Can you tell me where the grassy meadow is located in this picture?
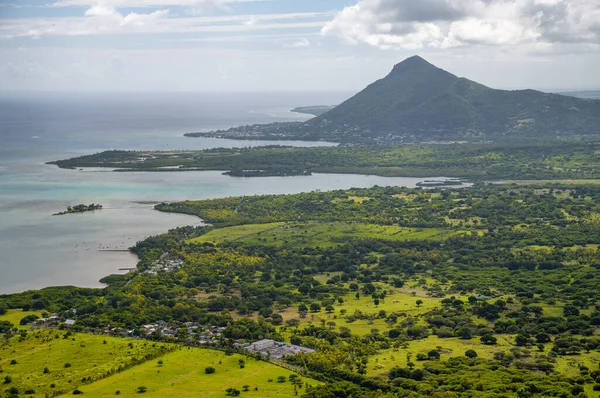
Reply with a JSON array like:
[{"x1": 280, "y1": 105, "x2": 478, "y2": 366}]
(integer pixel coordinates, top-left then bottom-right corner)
[
  {"x1": 0, "y1": 330, "x2": 172, "y2": 396},
  {"x1": 0, "y1": 330, "x2": 317, "y2": 397},
  {"x1": 189, "y1": 221, "x2": 471, "y2": 249},
  {"x1": 0, "y1": 309, "x2": 43, "y2": 330},
  {"x1": 80, "y1": 347, "x2": 317, "y2": 397}
]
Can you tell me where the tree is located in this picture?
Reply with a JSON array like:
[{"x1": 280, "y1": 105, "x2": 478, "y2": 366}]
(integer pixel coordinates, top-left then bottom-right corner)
[
  {"x1": 415, "y1": 300, "x2": 423, "y2": 307},
  {"x1": 0, "y1": 320, "x2": 12, "y2": 333},
  {"x1": 205, "y1": 366, "x2": 216, "y2": 374},
  {"x1": 427, "y1": 350, "x2": 440, "y2": 360},
  {"x1": 310, "y1": 303, "x2": 321, "y2": 312},
  {"x1": 325, "y1": 305, "x2": 335, "y2": 314},
  {"x1": 535, "y1": 333, "x2": 551, "y2": 343},
  {"x1": 457, "y1": 327, "x2": 473, "y2": 340},
  {"x1": 481, "y1": 334, "x2": 497, "y2": 345},
  {"x1": 515, "y1": 334, "x2": 528, "y2": 347},
  {"x1": 136, "y1": 386, "x2": 147, "y2": 393},
  {"x1": 465, "y1": 349, "x2": 478, "y2": 358},
  {"x1": 298, "y1": 304, "x2": 308, "y2": 313}
]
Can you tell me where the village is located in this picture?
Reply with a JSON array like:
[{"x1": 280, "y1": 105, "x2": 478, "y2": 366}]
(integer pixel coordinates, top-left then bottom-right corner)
[{"x1": 28, "y1": 315, "x2": 314, "y2": 360}]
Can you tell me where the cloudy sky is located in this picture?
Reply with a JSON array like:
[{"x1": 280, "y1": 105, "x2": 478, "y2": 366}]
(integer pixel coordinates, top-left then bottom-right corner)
[{"x1": 1, "y1": 0, "x2": 599, "y2": 92}]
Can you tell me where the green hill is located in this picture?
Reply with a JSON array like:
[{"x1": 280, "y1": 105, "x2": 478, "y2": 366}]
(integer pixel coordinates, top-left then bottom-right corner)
[{"x1": 305, "y1": 56, "x2": 600, "y2": 142}]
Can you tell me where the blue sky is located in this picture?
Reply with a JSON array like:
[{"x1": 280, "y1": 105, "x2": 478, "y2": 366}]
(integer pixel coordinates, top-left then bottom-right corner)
[{"x1": 1, "y1": 0, "x2": 599, "y2": 92}]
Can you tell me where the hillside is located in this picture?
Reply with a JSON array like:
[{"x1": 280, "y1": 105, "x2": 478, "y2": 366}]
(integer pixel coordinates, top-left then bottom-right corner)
[
  {"x1": 189, "y1": 56, "x2": 600, "y2": 144},
  {"x1": 304, "y1": 56, "x2": 600, "y2": 142}
]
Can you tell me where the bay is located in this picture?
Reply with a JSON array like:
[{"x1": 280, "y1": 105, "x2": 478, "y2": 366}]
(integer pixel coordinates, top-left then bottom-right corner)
[{"x1": 0, "y1": 92, "x2": 452, "y2": 294}]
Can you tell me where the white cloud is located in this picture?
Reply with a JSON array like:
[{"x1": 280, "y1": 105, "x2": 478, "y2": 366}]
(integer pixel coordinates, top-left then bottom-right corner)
[
  {"x1": 287, "y1": 38, "x2": 310, "y2": 48},
  {"x1": 322, "y1": 0, "x2": 600, "y2": 50},
  {"x1": 53, "y1": 0, "x2": 267, "y2": 7},
  {"x1": 0, "y1": 10, "x2": 328, "y2": 38}
]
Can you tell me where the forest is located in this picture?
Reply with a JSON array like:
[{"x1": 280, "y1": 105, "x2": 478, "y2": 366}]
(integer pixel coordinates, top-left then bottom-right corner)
[{"x1": 2, "y1": 183, "x2": 600, "y2": 397}]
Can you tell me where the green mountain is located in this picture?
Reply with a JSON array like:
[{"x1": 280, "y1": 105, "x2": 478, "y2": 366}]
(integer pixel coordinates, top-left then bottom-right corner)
[{"x1": 305, "y1": 56, "x2": 600, "y2": 142}]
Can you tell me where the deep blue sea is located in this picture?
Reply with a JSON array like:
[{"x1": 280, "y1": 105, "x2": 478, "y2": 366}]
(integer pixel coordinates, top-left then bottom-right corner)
[{"x1": 0, "y1": 92, "x2": 451, "y2": 293}]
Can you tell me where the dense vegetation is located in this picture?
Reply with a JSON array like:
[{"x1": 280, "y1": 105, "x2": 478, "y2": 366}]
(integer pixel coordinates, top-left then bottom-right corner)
[
  {"x1": 53, "y1": 203, "x2": 103, "y2": 216},
  {"x1": 48, "y1": 140, "x2": 600, "y2": 180},
  {"x1": 2, "y1": 184, "x2": 600, "y2": 396},
  {"x1": 188, "y1": 56, "x2": 600, "y2": 144}
]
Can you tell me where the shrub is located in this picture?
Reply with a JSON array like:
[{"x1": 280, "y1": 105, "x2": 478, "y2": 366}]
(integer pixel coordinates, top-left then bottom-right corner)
[
  {"x1": 64, "y1": 363, "x2": 72, "y2": 368},
  {"x1": 465, "y1": 349, "x2": 478, "y2": 358},
  {"x1": 137, "y1": 386, "x2": 147, "y2": 393},
  {"x1": 205, "y1": 366, "x2": 216, "y2": 374},
  {"x1": 73, "y1": 389, "x2": 83, "y2": 395},
  {"x1": 9, "y1": 360, "x2": 17, "y2": 365}
]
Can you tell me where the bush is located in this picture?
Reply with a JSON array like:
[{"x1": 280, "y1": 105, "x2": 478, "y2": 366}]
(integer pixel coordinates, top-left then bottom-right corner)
[
  {"x1": 64, "y1": 363, "x2": 72, "y2": 368},
  {"x1": 277, "y1": 376, "x2": 287, "y2": 383},
  {"x1": 137, "y1": 386, "x2": 147, "y2": 393},
  {"x1": 24, "y1": 389, "x2": 35, "y2": 394},
  {"x1": 205, "y1": 366, "x2": 216, "y2": 374},
  {"x1": 465, "y1": 349, "x2": 478, "y2": 358},
  {"x1": 73, "y1": 389, "x2": 83, "y2": 395}
]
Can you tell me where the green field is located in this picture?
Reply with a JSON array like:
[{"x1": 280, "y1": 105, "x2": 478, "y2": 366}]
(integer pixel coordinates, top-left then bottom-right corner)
[
  {"x1": 0, "y1": 330, "x2": 173, "y2": 396},
  {"x1": 80, "y1": 347, "x2": 317, "y2": 397},
  {"x1": 189, "y1": 221, "x2": 471, "y2": 248},
  {"x1": 0, "y1": 309, "x2": 43, "y2": 330},
  {"x1": 0, "y1": 331, "x2": 317, "y2": 397}
]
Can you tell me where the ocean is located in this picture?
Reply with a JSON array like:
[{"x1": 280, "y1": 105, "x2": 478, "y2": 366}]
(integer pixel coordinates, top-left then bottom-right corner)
[{"x1": 0, "y1": 91, "x2": 448, "y2": 294}]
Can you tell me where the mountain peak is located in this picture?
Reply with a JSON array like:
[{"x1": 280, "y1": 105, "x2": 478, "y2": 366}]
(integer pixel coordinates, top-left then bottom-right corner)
[
  {"x1": 390, "y1": 55, "x2": 438, "y2": 74},
  {"x1": 307, "y1": 56, "x2": 600, "y2": 142}
]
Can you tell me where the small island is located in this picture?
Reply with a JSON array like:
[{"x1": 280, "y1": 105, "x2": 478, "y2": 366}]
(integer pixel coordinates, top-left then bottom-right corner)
[
  {"x1": 53, "y1": 203, "x2": 103, "y2": 216},
  {"x1": 223, "y1": 169, "x2": 312, "y2": 177}
]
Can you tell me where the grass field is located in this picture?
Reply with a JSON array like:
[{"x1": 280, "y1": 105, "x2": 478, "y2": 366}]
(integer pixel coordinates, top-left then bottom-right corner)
[
  {"x1": 0, "y1": 330, "x2": 317, "y2": 397},
  {"x1": 0, "y1": 330, "x2": 173, "y2": 396},
  {"x1": 275, "y1": 284, "x2": 449, "y2": 336},
  {"x1": 0, "y1": 309, "x2": 43, "y2": 330},
  {"x1": 189, "y1": 221, "x2": 471, "y2": 248},
  {"x1": 80, "y1": 347, "x2": 317, "y2": 397}
]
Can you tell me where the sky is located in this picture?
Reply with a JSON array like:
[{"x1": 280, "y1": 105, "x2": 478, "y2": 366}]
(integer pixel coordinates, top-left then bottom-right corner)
[{"x1": 1, "y1": 0, "x2": 599, "y2": 93}]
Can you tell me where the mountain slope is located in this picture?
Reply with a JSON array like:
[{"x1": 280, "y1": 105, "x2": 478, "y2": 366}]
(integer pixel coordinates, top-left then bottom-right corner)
[{"x1": 305, "y1": 56, "x2": 600, "y2": 142}]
